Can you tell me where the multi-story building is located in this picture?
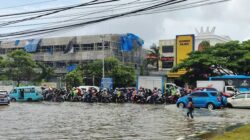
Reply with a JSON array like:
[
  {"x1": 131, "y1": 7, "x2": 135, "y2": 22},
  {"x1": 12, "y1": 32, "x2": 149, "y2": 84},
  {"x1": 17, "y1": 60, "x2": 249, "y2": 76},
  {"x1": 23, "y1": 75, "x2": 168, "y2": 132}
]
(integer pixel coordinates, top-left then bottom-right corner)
[
  {"x1": 157, "y1": 27, "x2": 231, "y2": 77},
  {"x1": 159, "y1": 39, "x2": 175, "y2": 71},
  {"x1": 0, "y1": 34, "x2": 144, "y2": 76}
]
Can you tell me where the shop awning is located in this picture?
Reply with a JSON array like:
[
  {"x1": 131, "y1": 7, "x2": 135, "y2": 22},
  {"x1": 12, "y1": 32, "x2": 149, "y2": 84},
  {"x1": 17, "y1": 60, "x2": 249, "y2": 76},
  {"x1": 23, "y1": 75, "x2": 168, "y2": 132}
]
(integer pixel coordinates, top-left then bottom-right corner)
[{"x1": 167, "y1": 70, "x2": 187, "y2": 78}]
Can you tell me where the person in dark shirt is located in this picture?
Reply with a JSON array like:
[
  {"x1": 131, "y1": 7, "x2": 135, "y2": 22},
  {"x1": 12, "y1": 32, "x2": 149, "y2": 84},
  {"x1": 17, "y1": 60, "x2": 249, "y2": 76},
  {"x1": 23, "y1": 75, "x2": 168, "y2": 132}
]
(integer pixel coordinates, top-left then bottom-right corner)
[
  {"x1": 20, "y1": 89, "x2": 24, "y2": 99},
  {"x1": 187, "y1": 97, "x2": 194, "y2": 119}
]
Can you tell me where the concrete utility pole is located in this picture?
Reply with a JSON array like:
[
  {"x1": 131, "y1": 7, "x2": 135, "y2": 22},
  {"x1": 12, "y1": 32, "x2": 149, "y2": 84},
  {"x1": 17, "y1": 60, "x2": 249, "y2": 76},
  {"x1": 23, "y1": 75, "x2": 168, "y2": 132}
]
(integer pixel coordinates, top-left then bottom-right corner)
[{"x1": 101, "y1": 35, "x2": 105, "y2": 78}]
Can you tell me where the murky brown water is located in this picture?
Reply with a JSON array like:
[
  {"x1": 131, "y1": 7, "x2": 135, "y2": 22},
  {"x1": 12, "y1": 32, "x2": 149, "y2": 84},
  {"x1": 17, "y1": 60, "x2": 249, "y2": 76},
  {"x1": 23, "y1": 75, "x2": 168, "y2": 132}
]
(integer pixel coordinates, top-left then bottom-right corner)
[{"x1": 0, "y1": 102, "x2": 250, "y2": 140}]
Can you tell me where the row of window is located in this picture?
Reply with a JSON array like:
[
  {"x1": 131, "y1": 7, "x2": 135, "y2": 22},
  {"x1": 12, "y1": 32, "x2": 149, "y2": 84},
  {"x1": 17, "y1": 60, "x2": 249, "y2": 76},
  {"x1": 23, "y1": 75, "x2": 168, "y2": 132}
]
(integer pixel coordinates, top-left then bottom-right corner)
[
  {"x1": 162, "y1": 45, "x2": 174, "y2": 53},
  {"x1": 162, "y1": 61, "x2": 174, "y2": 69},
  {"x1": 0, "y1": 42, "x2": 112, "y2": 54}
]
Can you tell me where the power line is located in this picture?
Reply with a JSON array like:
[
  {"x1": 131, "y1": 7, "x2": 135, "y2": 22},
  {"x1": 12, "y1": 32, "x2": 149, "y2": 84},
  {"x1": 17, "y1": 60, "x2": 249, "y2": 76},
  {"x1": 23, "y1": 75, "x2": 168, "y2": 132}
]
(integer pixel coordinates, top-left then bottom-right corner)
[
  {"x1": 0, "y1": 0, "x2": 120, "y2": 18},
  {"x1": 0, "y1": 0, "x2": 188, "y2": 37},
  {"x1": 0, "y1": 0, "x2": 59, "y2": 10},
  {"x1": 0, "y1": 0, "x2": 230, "y2": 40},
  {"x1": 0, "y1": 0, "x2": 120, "y2": 27}
]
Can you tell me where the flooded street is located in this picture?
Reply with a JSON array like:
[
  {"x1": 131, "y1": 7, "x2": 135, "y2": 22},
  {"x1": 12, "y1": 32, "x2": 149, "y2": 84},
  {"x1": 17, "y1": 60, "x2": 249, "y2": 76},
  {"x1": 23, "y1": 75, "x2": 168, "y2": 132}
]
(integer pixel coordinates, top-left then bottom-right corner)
[{"x1": 0, "y1": 103, "x2": 250, "y2": 140}]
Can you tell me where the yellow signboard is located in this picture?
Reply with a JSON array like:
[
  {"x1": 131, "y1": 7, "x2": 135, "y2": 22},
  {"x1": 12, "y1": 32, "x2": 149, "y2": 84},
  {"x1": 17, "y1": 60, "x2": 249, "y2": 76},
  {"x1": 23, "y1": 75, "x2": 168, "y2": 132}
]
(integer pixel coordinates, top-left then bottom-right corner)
[
  {"x1": 176, "y1": 35, "x2": 195, "y2": 64},
  {"x1": 167, "y1": 70, "x2": 187, "y2": 78}
]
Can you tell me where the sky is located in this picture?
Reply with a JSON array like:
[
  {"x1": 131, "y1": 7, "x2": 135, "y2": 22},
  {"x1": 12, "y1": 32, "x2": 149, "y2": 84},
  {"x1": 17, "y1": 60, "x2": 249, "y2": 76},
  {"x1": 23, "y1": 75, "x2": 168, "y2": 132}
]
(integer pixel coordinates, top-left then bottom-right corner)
[{"x1": 0, "y1": 0, "x2": 250, "y2": 48}]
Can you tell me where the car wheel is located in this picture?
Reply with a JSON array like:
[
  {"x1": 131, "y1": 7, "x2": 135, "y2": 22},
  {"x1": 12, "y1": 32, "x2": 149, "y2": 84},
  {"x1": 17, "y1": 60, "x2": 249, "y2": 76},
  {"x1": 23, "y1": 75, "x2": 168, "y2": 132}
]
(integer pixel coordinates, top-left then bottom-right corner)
[
  {"x1": 178, "y1": 102, "x2": 185, "y2": 108},
  {"x1": 27, "y1": 98, "x2": 32, "y2": 102},
  {"x1": 227, "y1": 103, "x2": 233, "y2": 108},
  {"x1": 207, "y1": 103, "x2": 215, "y2": 110},
  {"x1": 11, "y1": 98, "x2": 16, "y2": 102}
]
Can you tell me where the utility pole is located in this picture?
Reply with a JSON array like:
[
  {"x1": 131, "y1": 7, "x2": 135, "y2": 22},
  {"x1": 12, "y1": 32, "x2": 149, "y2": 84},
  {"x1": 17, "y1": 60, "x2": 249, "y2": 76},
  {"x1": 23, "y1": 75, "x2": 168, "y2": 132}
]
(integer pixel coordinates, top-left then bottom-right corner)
[{"x1": 101, "y1": 35, "x2": 105, "y2": 78}]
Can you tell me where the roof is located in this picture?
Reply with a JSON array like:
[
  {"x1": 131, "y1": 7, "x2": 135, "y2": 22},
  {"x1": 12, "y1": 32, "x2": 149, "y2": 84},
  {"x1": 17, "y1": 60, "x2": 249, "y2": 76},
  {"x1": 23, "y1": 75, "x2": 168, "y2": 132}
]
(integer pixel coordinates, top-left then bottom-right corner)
[
  {"x1": 14, "y1": 86, "x2": 36, "y2": 89},
  {"x1": 210, "y1": 75, "x2": 250, "y2": 79}
]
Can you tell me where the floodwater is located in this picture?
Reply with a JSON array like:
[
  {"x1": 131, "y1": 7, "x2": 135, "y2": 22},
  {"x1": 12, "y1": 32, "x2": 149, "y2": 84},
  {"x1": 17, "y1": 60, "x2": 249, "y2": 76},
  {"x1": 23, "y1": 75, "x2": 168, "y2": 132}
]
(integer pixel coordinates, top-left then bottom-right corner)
[{"x1": 0, "y1": 103, "x2": 250, "y2": 140}]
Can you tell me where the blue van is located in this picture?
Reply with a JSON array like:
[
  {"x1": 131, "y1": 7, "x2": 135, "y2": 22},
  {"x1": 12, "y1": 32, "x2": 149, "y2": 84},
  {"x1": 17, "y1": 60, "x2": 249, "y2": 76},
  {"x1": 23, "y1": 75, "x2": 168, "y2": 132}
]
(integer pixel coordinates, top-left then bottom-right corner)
[{"x1": 9, "y1": 86, "x2": 43, "y2": 102}]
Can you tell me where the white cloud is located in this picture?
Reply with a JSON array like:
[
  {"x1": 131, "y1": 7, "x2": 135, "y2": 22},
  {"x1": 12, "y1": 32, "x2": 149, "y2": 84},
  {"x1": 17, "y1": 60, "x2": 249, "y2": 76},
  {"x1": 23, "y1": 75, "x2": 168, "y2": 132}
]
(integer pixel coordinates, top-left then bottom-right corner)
[
  {"x1": 1, "y1": 0, "x2": 250, "y2": 47},
  {"x1": 64, "y1": 0, "x2": 250, "y2": 48}
]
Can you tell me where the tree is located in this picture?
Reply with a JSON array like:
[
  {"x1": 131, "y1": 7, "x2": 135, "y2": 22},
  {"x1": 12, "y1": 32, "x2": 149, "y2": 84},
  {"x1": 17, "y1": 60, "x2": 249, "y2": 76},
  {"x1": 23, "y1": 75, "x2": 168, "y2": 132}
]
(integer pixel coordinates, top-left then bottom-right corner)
[
  {"x1": 0, "y1": 56, "x2": 7, "y2": 80},
  {"x1": 4, "y1": 50, "x2": 38, "y2": 86},
  {"x1": 147, "y1": 43, "x2": 160, "y2": 70},
  {"x1": 86, "y1": 57, "x2": 136, "y2": 87},
  {"x1": 172, "y1": 51, "x2": 226, "y2": 86},
  {"x1": 172, "y1": 40, "x2": 250, "y2": 86},
  {"x1": 212, "y1": 41, "x2": 249, "y2": 74},
  {"x1": 112, "y1": 65, "x2": 136, "y2": 87},
  {"x1": 35, "y1": 62, "x2": 55, "y2": 82},
  {"x1": 198, "y1": 40, "x2": 210, "y2": 51},
  {"x1": 65, "y1": 69, "x2": 83, "y2": 90}
]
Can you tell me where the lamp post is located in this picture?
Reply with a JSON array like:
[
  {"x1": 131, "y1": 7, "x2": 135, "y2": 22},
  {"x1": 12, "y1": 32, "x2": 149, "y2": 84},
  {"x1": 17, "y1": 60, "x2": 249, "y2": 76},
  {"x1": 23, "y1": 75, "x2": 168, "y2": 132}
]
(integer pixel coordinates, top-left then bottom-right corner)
[{"x1": 101, "y1": 35, "x2": 105, "y2": 78}]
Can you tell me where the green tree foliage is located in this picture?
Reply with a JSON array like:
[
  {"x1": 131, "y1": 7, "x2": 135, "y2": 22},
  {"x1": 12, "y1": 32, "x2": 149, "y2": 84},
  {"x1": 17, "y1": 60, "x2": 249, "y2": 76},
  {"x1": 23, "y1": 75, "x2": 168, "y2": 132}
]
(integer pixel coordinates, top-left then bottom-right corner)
[
  {"x1": 198, "y1": 40, "x2": 210, "y2": 51},
  {"x1": 65, "y1": 69, "x2": 83, "y2": 90},
  {"x1": 4, "y1": 50, "x2": 38, "y2": 86},
  {"x1": 87, "y1": 57, "x2": 136, "y2": 87},
  {"x1": 36, "y1": 62, "x2": 55, "y2": 82},
  {"x1": 172, "y1": 40, "x2": 250, "y2": 85}
]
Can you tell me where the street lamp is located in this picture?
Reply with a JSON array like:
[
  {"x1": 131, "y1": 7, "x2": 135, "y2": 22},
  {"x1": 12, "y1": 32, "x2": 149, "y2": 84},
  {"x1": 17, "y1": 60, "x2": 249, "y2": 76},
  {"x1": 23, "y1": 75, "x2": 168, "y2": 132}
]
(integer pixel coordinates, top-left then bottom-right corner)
[{"x1": 101, "y1": 35, "x2": 105, "y2": 78}]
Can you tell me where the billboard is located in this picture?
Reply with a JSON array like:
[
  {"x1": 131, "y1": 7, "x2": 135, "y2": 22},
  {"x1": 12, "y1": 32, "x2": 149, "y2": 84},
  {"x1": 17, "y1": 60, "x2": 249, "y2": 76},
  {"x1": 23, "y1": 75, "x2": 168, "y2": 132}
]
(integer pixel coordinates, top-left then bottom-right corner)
[
  {"x1": 100, "y1": 78, "x2": 113, "y2": 90},
  {"x1": 176, "y1": 35, "x2": 195, "y2": 64}
]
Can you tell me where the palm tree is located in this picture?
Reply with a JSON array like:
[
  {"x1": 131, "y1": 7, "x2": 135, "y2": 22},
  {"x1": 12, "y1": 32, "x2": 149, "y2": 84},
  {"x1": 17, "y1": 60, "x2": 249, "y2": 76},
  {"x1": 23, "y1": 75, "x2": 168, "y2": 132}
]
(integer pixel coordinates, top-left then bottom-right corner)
[{"x1": 147, "y1": 43, "x2": 160, "y2": 70}]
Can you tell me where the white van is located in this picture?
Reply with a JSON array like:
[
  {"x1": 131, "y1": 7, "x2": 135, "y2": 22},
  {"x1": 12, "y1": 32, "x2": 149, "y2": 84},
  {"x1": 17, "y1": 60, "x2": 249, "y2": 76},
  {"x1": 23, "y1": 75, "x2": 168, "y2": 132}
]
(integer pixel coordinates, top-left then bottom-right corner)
[{"x1": 78, "y1": 86, "x2": 100, "y2": 94}]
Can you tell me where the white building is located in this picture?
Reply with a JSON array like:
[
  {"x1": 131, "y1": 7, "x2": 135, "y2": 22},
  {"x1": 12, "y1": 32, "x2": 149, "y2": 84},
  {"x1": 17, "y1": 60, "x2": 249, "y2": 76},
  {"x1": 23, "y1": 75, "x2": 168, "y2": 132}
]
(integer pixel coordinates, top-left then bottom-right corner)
[{"x1": 195, "y1": 27, "x2": 231, "y2": 50}]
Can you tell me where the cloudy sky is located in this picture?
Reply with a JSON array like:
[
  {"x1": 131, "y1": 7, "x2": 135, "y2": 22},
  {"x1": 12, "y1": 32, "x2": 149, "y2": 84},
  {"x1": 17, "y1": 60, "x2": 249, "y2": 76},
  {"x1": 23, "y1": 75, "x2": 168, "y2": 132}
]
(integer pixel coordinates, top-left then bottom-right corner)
[{"x1": 0, "y1": 0, "x2": 249, "y2": 48}]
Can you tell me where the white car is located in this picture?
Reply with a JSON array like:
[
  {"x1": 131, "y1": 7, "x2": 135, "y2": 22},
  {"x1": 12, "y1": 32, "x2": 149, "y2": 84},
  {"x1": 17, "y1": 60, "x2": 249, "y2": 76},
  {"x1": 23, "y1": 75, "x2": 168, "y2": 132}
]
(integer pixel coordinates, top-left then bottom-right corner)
[
  {"x1": 227, "y1": 93, "x2": 250, "y2": 108},
  {"x1": 0, "y1": 90, "x2": 10, "y2": 105}
]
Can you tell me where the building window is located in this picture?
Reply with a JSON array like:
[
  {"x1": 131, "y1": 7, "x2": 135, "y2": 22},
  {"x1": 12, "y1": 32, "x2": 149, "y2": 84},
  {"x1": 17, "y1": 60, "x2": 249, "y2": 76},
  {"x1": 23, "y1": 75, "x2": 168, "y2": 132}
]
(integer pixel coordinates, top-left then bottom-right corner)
[
  {"x1": 96, "y1": 42, "x2": 110, "y2": 50},
  {"x1": 162, "y1": 61, "x2": 174, "y2": 69},
  {"x1": 162, "y1": 45, "x2": 174, "y2": 53},
  {"x1": 56, "y1": 62, "x2": 66, "y2": 68},
  {"x1": 0, "y1": 48, "x2": 5, "y2": 54},
  {"x1": 74, "y1": 44, "x2": 80, "y2": 51},
  {"x1": 81, "y1": 44, "x2": 94, "y2": 51}
]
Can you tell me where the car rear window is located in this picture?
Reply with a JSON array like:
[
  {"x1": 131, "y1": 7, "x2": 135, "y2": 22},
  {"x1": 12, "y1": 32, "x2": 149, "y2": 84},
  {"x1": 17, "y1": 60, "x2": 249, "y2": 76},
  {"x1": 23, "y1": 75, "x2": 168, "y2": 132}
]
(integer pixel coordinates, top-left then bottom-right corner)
[
  {"x1": 191, "y1": 92, "x2": 208, "y2": 97},
  {"x1": 210, "y1": 92, "x2": 218, "y2": 96},
  {"x1": 206, "y1": 88, "x2": 217, "y2": 91}
]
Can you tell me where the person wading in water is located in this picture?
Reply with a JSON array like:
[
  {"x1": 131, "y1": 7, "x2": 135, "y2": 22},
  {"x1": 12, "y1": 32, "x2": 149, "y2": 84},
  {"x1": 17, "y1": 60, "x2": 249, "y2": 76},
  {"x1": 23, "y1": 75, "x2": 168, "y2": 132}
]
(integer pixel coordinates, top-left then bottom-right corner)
[{"x1": 187, "y1": 97, "x2": 194, "y2": 119}]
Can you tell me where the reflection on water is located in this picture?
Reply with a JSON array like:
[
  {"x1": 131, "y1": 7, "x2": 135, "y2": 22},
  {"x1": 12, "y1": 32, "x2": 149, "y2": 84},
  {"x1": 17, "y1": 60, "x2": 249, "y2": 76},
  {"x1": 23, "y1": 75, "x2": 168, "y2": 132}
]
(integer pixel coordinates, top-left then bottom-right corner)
[{"x1": 0, "y1": 103, "x2": 250, "y2": 140}]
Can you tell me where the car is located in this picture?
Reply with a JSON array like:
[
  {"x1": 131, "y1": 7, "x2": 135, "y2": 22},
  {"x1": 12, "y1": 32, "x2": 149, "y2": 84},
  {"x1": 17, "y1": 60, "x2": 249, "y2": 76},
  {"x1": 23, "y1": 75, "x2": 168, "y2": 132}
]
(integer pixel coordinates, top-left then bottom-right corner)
[
  {"x1": 9, "y1": 86, "x2": 43, "y2": 102},
  {"x1": 192, "y1": 87, "x2": 218, "y2": 92},
  {"x1": 176, "y1": 91, "x2": 226, "y2": 110},
  {"x1": 0, "y1": 90, "x2": 10, "y2": 105},
  {"x1": 227, "y1": 93, "x2": 250, "y2": 108}
]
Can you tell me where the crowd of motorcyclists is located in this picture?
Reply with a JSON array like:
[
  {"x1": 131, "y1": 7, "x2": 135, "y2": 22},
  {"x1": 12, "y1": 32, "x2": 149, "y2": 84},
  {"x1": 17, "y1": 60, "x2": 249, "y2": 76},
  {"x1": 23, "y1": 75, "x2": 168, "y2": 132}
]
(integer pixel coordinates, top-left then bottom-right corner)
[{"x1": 41, "y1": 86, "x2": 187, "y2": 104}]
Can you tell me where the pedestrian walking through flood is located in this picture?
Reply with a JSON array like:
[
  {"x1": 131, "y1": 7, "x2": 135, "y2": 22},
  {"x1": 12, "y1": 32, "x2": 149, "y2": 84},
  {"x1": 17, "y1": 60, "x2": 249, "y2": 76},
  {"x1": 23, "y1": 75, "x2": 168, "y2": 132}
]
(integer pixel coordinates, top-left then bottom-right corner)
[{"x1": 187, "y1": 97, "x2": 194, "y2": 119}]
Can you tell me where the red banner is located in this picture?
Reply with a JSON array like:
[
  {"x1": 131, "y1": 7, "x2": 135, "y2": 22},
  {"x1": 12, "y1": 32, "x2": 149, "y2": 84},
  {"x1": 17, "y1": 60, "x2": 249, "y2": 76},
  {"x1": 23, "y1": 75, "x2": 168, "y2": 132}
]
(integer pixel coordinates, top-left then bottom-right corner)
[
  {"x1": 161, "y1": 57, "x2": 174, "y2": 61},
  {"x1": 147, "y1": 54, "x2": 158, "y2": 59}
]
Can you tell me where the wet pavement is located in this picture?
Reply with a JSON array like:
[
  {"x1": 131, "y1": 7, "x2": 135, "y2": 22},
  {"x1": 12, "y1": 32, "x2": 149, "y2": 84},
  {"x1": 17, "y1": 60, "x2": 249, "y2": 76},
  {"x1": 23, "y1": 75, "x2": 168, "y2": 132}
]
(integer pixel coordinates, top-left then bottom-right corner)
[{"x1": 0, "y1": 102, "x2": 250, "y2": 140}]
